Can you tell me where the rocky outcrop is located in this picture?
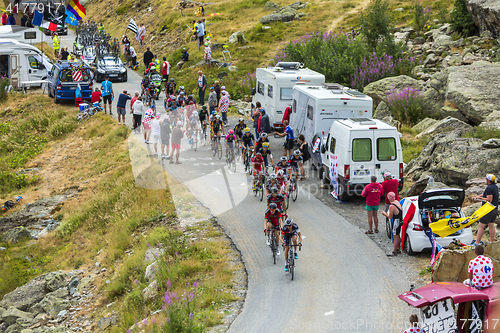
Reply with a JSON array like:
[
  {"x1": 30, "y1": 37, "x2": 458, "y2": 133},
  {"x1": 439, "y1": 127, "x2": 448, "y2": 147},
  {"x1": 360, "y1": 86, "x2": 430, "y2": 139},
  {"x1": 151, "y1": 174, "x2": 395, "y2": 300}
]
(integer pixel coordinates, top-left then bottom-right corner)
[
  {"x1": 363, "y1": 75, "x2": 424, "y2": 106},
  {"x1": 228, "y1": 31, "x2": 247, "y2": 45},
  {"x1": 415, "y1": 117, "x2": 472, "y2": 138},
  {"x1": 259, "y1": 1, "x2": 308, "y2": 24},
  {"x1": 264, "y1": 1, "x2": 280, "y2": 10},
  {"x1": 412, "y1": 118, "x2": 438, "y2": 134},
  {"x1": 467, "y1": 0, "x2": 500, "y2": 38},
  {"x1": 1, "y1": 226, "x2": 31, "y2": 243}
]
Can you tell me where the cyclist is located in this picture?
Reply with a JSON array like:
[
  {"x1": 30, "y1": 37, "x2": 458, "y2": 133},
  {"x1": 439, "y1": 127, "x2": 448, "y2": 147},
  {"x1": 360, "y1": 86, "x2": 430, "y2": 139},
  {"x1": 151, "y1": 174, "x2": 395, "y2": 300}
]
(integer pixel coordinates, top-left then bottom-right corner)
[
  {"x1": 198, "y1": 105, "x2": 209, "y2": 131},
  {"x1": 265, "y1": 174, "x2": 279, "y2": 196},
  {"x1": 147, "y1": 80, "x2": 157, "y2": 106},
  {"x1": 267, "y1": 186, "x2": 286, "y2": 215},
  {"x1": 176, "y1": 85, "x2": 186, "y2": 95},
  {"x1": 234, "y1": 118, "x2": 246, "y2": 141},
  {"x1": 211, "y1": 115, "x2": 224, "y2": 152},
  {"x1": 141, "y1": 76, "x2": 150, "y2": 96},
  {"x1": 288, "y1": 150, "x2": 304, "y2": 180},
  {"x1": 258, "y1": 142, "x2": 274, "y2": 170},
  {"x1": 166, "y1": 78, "x2": 176, "y2": 96},
  {"x1": 209, "y1": 110, "x2": 217, "y2": 123},
  {"x1": 188, "y1": 111, "x2": 200, "y2": 145},
  {"x1": 276, "y1": 156, "x2": 291, "y2": 178},
  {"x1": 251, "y1": 151, "x2": 265, "y2": 190},
  {"x1": 254, "y1": 132, "x2": 269, "y2": 155},
  {"x1": 280, "y1": 218, "x2": 302, "y2": 272},
  {"x1": 225, "y1": 129, "x2": 237, "y2": 161},
  {"x1": 264, "y1": 203, "x2": 282, "y2": 255},
  {"x1": 276, "y1": 169, "x2": 288, "y2": 195},
  {"x1": 241, "y1": 127, "x2": 255, "y2": 165}
]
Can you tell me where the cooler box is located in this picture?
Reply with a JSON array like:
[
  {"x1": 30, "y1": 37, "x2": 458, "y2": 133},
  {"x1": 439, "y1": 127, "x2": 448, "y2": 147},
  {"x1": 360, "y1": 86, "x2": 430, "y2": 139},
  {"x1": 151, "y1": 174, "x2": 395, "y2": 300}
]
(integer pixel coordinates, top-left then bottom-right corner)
[
  {"x1": 79, "y1": 103, "x2": 89, "y2": 111},
  {"x1": 92, "y1": 102, "x2": 99, "y2": 108}
]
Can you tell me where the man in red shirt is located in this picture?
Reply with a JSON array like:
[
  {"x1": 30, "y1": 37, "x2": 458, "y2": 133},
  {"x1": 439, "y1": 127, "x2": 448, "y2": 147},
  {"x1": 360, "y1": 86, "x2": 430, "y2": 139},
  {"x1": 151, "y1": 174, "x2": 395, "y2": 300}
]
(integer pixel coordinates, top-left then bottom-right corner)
[
  {"x1": 90, "y1": 88, "x2": 102, "y2": 104},
  {"x1": 162, "y1": 57, "x2": 170, "y2": 89},
  {"x1": 361, "y1": 176, "x2": 383, "y2": 234},
  {"x1": 382, "y1": 172, "x2": 399, "y2": 212}
]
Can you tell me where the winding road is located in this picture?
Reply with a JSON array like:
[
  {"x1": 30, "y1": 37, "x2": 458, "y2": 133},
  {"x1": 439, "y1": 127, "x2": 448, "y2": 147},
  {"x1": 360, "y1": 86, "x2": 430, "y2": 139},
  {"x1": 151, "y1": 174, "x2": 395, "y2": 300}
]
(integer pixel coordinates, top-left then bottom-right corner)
[{"x1": 54, "y1": 32, "x2": 413, "y2": 332}]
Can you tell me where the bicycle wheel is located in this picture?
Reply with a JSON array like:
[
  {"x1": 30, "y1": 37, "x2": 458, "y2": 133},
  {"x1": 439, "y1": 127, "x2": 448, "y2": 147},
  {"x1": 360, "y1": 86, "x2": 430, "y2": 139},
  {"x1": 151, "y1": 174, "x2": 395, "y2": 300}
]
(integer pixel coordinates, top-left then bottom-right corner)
[
  {"x1": 291, "y1": 180, "x2": 298, "y2": 202},
  {"x1": 290, "y1": 255, "x2": 294, "y2": 280},
  {"x1": 253, "y1": 180, "x2": 257, "y2": 197},
  {"x1": 194, "y1": 134, "x2": 197, "y2": 151},
  {"x1": 217, "y1": 141, "x2": 222, "y2": 160},
  {"x1": 259, "y1": 183, "x2": 264, "y2": 201},
  {"x1": 212, "y1": 140, "x2": 216, "y2": 156},
  {"x1": 271, "y1": 232, "x2": 276, "y2": 265},
  {"x1": 286, "y1": 188, "x2": 290, "y2": 209}
]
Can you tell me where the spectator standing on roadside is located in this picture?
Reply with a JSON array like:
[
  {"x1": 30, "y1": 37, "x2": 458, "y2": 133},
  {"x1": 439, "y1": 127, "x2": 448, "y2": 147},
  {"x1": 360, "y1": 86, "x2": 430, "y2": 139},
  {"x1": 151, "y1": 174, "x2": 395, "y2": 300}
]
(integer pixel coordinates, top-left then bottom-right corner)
[
  {"x1": 142, "y1": 105, "x2": 155, "y2": 144},
  {"x1": 131, "y1": 91, "x2": 139, "y2": 109},
  {"x1": 382, "y1": 172, "x2": 400, "y2": 213},
  {"x1": 361, "y1": 176, "x2": 383, "y2": 234},
  {"x1": 143, "y1": 47, "x2": 153, "y2": 69},
  {"x1": 204, "y1": 42, "x2": 211, "y2": 69},
  {"x1": 132, "y1": 96, "x2": 144, "y2": 133},
  {"x1": 170, "y1": 121, "x2": 184, "y2": 164},
  {"x1": 274, "y1": 120, "x2": 294, "y2": 157},
  {"x1": 177, "y1": 48, "x2": 189, "y2": 69},
  {"x1": 151, "y1": 113, "x2": 161, "y2": 157},
  {"x1": 52, "y1": 33, "x2": 59, "y2": 57},
  {"x1": 101, "y1": 75, "x2": 114, "y2": 115},
  {"x1": 116, "y1": 90, "x2": 131, "y2": 125},
  {"x1": 282, "y1": 104, "x2": 291, "y2": 124},
  {"x1": 382, "y1": 192, "x2": 402, "y2": 256},
  {"x1": 258, "y1": 108, "x2": 271, "y2": 136},
  {"x1": 298, "y1": 134, "x2": 309, "y2": 179},
  {"x1": 219, "y1": 91, "x2": 229, "y2": 126},
  {"x1": 253, "y1": 102, "x2": 262, "y2": 139},
  {"x1": 160, "y1": 115, "x2": 171, "y2": 160},
  {"x1": 463, "y1": 245, "x2": 494, "y2": 289},
  {"x1": 127, "y1": 45, "x2": 137, "y2": 69},
  {"x1": 20, "y1": 14, "x2": 27, "y2": 26},
  {"x1": 2, "y1": 12, "x2": 7, "y2": 25},
  {"x1": 60, "y1": 47, "x2": 69, "y2": 61},
  {"x1": 139, "y1": 23, "x2": 146, "y2": 47},
  {"x1": 214, "y1": 81, "x2": 221, "y2": 108},
  {"x1": 197, "y1": 70, "x2": 207, "y2": 106},
  {"x1": 162, "y1": 57, "x2": 170, "y2": 89},
  {"x1": 403, "y1": 315, "x2": 422, "y2": 333},
  {"x1": 208, "y1": 86, "x2": 217, "y2": 113},
  {"x1": 473, "y1": 174, "x2": 499, "y2": 246},
  {"x1": 197, "y1": 19, "x2": 205, "y2": 51},
  {"x1": 7, "y1": 13, "x2": 15, "y2": 25}
]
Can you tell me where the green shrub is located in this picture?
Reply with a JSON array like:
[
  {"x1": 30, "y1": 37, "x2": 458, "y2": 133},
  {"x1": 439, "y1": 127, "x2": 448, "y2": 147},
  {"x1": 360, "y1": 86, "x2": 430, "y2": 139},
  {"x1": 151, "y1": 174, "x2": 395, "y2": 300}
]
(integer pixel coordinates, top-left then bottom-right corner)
[
  {"x1": 359, "y1": 0, "x2": 395, "y2": 51},
  {"x1": 0, "y1": 78, "x2": 8, "y2": 103},
  {"x1": 463, "y1": 126, "x2": 500, "y2": 141},
  {"x1": 387, "y1": 86, "x2": 426, "y2": 125},
  {"x1": 115, "y1": 3, "x2": 131, "y2": 15},
  {"x1": 413, "y1": 4, "x2": 431, "y2": 33},
  {"x1": 450, "y1": 0, "x2": 478, "y2": 37}
]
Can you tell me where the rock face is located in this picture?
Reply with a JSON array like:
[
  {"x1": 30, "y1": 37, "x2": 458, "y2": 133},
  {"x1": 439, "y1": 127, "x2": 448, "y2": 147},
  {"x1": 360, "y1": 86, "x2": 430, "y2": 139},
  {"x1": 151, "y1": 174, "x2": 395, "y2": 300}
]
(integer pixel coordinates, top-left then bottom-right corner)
[
  {"x1": 1, "y1": 226, "x2": 31, "y2": 243},
  {"x1": 415, "y1": 117, "x2": 472, "y2": 138},
  {"x1": 412, "y1": 118, "x2": 438, "y2": 134},
  {"x1": 467, "y1": 0, "x2": 500, "y2": 38},
  {"x1": 1, "y1": 307, "x2": 34, "y2": 326},
  {"x1": 227, "y1": 31, "x2": 247, "y2": 45},
  {"x1": 363, "y1": 75, "x2": 424, "y2": 106},
  {"x1": 0, "y1": 274, "x2": 48, "y2": 311}
]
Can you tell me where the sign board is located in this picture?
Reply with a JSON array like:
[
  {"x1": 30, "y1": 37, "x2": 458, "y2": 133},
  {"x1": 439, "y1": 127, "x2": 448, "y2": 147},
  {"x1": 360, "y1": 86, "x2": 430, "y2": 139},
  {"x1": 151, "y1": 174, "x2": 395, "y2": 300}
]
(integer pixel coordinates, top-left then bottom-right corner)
[
  {"x1": 24, "y1": 31, "x2": 36, "y2": 40},
  {"x1": 329, "y1": 153, "x2": 339, "y2": 200},
  {"x1": 420, "y1": 298, "x2": 457, "y2": 333}
]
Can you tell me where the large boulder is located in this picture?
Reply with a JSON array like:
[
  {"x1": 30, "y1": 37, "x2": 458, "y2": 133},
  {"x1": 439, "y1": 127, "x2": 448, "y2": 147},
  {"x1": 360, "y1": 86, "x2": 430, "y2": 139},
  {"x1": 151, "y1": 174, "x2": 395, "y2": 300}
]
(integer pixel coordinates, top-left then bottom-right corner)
[
  {"x1": 0, "y1": 274, "x2": 48, "y2": 311},
  {"x1": 227, "y1": 31, "x2": 247, "y2": 45},
  {"x1": 2, "y1": 226, "x2": 31, "y2": 243},
  {"x1": 44, "y1": 272, "x2": 68, "y2": 292},
  {"x1": 480, "y1": 110, "x2": 500, "y2": 129},
  {"x1": 406, "y1": 175, "x2": 431, "y2": 196},
  {"x1": 466, "y1": 0, "x2": 500, "y2": 38},
  {"x1": 415, "y1": 117, "x2": 472, "y2": 138},
  {"x1": 1, "y1": 307, "x2": 34, "y2": 326},
  {"x1": 260, "y1": 7, "x2": 298, "y2": 24},
  {"x1": 412, "y1": 118, "x2": 438, "y2": 134},
  {"x1": 363, "y1": 75, "x2": 424, "y2": 106},
  {"x1": 431, "y1": 35, "x2": 453, "y2": 51},
  {"x1": 372, "y1": 101, "x2": 391, "y2": 120},
  {"x1": 482, "y1": 138, "x2": 500, "y2": 148},
  {"x1": 264, "y1": 1, "x2": 280, "y2": 10},
  {"x1": 37, "y1": 296, "x2": 69, "y2": 317}
]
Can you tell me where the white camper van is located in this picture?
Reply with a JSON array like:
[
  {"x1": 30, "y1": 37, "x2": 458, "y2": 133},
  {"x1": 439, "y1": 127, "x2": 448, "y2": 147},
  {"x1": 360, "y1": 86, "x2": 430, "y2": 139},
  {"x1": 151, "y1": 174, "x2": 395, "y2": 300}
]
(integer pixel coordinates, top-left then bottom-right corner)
[
  {"x1": 290, "y1": 83, "x2": 373, "y2": 144},
  {"x1": 251, "y1": 62, "x2": 325, "y2": 131},
  {"x1": 0, "y1": 26, "x2": 45, "y2": 44},
  {"x1": 0, "y1": 39, "x2": 49, "y2": 89},
  {"x1": 320, "y1": 118, "x2": 404, "y2": 201}
]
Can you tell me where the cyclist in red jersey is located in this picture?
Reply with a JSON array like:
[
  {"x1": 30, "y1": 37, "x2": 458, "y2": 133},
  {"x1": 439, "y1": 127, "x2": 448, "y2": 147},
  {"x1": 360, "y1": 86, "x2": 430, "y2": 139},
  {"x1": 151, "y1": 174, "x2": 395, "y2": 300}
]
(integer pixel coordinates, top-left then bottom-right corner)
[
  {"x1": 252, "y1": 152, "x2": 265, "y2": 190},
  {"x1": 264, "y1": 203, "x2": 282, "y2": 255},
  {"x1": 267, "y1": 187, "x2": 286, "y2": 215},
  {"x1": 276, "y1": 169, "x2": 288, "y2": 194}
]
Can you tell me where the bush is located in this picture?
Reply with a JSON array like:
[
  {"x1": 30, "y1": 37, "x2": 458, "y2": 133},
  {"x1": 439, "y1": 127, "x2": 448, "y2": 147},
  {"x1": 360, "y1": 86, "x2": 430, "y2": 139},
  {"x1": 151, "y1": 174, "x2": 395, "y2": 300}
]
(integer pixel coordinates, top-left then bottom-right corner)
[
  {"x1": 450, "y1": 0, "x2": 478, "y2": 37},
  {"x1": 413, "y1": 4, "x2": 431, "y2": 33},
  {"x1": 115, "y1": 3, "x2": 131, "y2": 15},
  {"x1": 0, "y1": 78, "x2": 9, "y2": 103},
  {"x1": 359, "y1": 0, "x2": 395, "y2": 51},
  {"x1": 386, "y1": 86, "x2": 426, "y2": 125},
  {"x1": 350, "y1": 52, "x2": 398, "y2": 91}
]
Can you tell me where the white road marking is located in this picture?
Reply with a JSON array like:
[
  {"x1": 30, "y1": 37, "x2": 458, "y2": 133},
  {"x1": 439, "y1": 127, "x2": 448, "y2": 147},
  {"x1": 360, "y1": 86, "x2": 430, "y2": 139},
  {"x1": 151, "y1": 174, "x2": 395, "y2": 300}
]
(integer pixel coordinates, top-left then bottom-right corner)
[{"x1": 325, "y1": 310, "x2": 335, "y2": 316}]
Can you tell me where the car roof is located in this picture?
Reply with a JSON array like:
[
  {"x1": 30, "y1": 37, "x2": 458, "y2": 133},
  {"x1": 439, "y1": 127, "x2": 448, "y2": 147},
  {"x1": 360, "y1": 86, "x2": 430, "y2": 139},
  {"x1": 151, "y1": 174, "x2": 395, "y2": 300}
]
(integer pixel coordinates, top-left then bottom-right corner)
[{"x1": 399, "y1": 282, "x2": 498, "y2": 308}]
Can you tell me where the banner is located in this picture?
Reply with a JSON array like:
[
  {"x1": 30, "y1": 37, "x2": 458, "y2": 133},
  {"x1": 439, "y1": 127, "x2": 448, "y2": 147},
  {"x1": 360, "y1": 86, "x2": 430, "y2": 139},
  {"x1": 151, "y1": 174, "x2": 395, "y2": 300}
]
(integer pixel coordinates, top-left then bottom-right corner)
[
  {"x1": 312, "y1": 137, "x2": 321, "y2": 154},
  {"x1": 329, "y1": 153, "x2": 339, "y2": 200},
  {"x1": 420, "y1": 298, "x2": 456, "y2": 333}
]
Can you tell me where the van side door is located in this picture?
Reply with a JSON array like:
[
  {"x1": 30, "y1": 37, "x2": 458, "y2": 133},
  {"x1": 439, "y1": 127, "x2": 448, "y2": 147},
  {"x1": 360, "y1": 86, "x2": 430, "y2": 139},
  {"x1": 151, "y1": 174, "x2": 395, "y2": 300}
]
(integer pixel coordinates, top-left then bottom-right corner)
[
  {"x1": 26, "y1": 55, "x2": 45, "y2": 82},
  {"x1": 9, "y1": 54, "x2": 20, "y2": 88}
]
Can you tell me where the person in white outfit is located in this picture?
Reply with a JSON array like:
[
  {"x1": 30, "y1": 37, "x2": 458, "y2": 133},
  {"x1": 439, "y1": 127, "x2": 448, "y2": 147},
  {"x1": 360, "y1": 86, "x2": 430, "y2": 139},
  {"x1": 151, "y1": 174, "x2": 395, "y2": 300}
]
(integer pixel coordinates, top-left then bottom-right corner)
[
  {"x1": 151, "y1": 113, "x2": 162, "y2": 157},
  {"x1": 131, "y1": 96, "x2": 144, "y2": 133}
]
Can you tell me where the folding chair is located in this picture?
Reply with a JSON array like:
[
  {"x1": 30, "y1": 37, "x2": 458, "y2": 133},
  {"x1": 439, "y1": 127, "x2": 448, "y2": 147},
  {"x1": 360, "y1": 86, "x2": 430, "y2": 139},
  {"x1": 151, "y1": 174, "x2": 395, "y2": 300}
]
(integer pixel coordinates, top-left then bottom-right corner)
[{"x1": 222, "y1": 45, "x2": 231, "y2": 60}]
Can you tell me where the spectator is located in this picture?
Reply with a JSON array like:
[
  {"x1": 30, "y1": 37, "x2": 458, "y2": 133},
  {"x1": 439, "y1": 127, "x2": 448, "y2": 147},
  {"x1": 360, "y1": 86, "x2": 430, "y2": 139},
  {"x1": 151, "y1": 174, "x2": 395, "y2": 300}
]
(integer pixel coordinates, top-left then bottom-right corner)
[
  {"x1": 219, "y1": 91, "x2": 229, "y2": 126},
  {"x1": 403, "y1": 314, "x2": 422, "y2": 333},
  {"x1": 60, "y1": 47, "x2": 69, "y2": 61},
  {"x1": 382, "y1": 192, "x2": 402, "y2": 256},
  {"x1": 7, "y1": 13, "x2": 15, "y2": 25},
  {"x1": 101, "y1": 75, "x2": 114, "y2": 115},
  {"x1": 52, "y1": 33, "x2": 59, "y2": 57},
  {"x1": 464, "y1": 245, "x2": 494, "y2": 289},
  {"x1": 190, "y1": 20, "x2": 198, "y2": 42},
  {"x1": 154, "y1": 54, "x2": 160, "y2": 72},
  {"x1": 25, "y1": 17, "x2": 32, "y2": 27},
  {"x1": 258, "y1": 108, "x2": 271, "y2": 135},
  {"x1": 298, "y1": 134, "x2": 310, "y2": 179},
  {"x1": 20, "y1": 14, "x2": 27, "y2": 26},
  {"x1": 142, "y1": 106, "x2": 155, "y2": 144},
  {"x1": 132, "y1": 96, "x2": 144, "y2": 133},
  {"x1": 382, "y1": 172, "x2": 400, "y2": 213},
  {"x1": 160, "y1": 115, "x2": 171, "y2": 160},
  {"x1": 122, "y1": 35, "x2": 130, "y2": 54},
  {"x1": 274, "y1": 120, "x2": 294, "y2": 157},
  {"x1": 162, "y1": 57, "x2": 170, "y2": 88},
  {"x1": 208, "y1": 86, "x2": 217, "y2": 113},
  {"x1": 143, "y1": 47, "x2": 153, "y2": 69},
  {"x1": 361, "y1": 176, "x2": 383, "y2": 234},
  {"x1": 2, "y1": 12, "x2": 7, "y2": 25},
  {"x1": 214, "y1": 80, "x2": 221, "y2": 107},
  {"x1": 139, "y1": 23, "x2": 146, "y2": 47},
  {"x1": 176, "y1": 48, "x2": 189, "y2": 69},
  {"x1": 282, "y1": 105, "x2": 292, "y2": 124},
  {"x1": 204, "y1": 42, "x2": 211, "y2": 69},
  {"x1": 90, "y1": 87, "x2": 102, "y2": 104},
  {"x1": 197, "y1": 70, "x2": 207, "y2": 106},
  {"x1": 151, "y1": 113, "x2": 161, "y2": 157},
  {"x1": 197, "y1": 20, "x2": 205, "y2": 51},
  {"x1": 252, "y1": 102, "x2": 262, "y2": 139},
  {"x1": 127, "y1": 45, "x2": 137, "y2": 69},
  {"x1": 170, "y1": 121, "x2": 184, "y2": 164},
  {"x1": 473, "y1": 174, "x2": 499, "y2": 246},
  {"x1": 116, "y1": 90, "x2": 131, "y2": 126}
]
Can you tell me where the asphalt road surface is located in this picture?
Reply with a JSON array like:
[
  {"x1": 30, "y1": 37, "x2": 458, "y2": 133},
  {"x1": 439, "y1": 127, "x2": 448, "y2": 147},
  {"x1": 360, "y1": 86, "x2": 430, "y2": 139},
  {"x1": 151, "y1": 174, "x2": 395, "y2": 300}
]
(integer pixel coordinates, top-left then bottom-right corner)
[{"x1": 53, "y1": 32, "x2": 414, "y2": 332}]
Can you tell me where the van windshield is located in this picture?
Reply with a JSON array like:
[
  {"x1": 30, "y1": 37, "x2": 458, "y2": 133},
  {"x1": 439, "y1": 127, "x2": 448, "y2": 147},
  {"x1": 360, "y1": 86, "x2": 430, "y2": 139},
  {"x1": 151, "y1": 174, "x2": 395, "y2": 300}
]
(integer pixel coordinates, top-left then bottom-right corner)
[
  {"x1": 352, "y1": 138, "x2": 372, "y2": 162},
  {"x1": 59, "y1": 68, "x2": 90, "y2": 82},
  {"x1": 377, "y1": 138, "x2": 396, "y2": 161}
]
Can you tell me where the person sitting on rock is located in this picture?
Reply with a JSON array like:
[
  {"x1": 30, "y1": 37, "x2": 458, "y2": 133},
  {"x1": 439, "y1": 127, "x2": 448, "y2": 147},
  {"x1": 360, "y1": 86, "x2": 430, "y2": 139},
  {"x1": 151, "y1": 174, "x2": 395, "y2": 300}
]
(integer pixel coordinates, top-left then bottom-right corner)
[{"x1": 463, "y1": 245, "x2": 494, "y2": 289}]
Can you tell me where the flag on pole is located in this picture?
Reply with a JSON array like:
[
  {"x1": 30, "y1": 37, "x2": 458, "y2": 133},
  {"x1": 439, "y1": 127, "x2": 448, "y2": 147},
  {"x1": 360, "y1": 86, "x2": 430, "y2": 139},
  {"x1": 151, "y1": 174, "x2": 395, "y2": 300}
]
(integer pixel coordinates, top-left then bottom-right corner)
[
  {"x1": 48, "y1": 22, "x2": 57, "y2": 31},
  {"x1": 32, "y1": 10, "x2": 43, "y2": 26},
  {"x1": 44, "y1": 5, "x2": 67, "y2": 26},
  {"x1": 66, "y1": 0, "x2": 86, "y2": 20},
  {"x1": 127, "y1": 18, "x2": 141, "y2": 42},
  {"x1": 65, "y1": 11, "x2": 79, "y2": 26}
]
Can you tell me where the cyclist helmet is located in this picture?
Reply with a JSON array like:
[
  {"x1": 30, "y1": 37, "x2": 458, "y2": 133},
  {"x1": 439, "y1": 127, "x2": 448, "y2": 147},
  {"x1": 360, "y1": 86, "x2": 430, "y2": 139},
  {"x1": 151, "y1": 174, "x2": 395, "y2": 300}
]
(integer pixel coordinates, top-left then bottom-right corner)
[
  {"x1": 280, "y1": 156, "x2": 287, "y2": 162},
  {"x1": 193, "y1": 111, "x2": 198, "y2": 116},
  {"x1": 180, "y1": 86, "x2": 185, "y2": 90},
  {"x1": 261, "y1": 132, "x2": 268, "y2": 138},
  {"x1": 244, "y1": 127, "x2": 251, "y2": 133},
  {"x1": 170, "y1": 78, "x2": 174, "y2": 82},
  {"x1": 284, "y1": 218, "x2": 293, "y2": 226},
  {"x1": 270, "y1": 173, "x2": 277, "y2": 180},
  {"x1": 255, "y1": 151, "x2": 262, "y2": 156},
  {"x1": 229, "y1": 130, "x2": 234, "y2": 134},
  {"x1": 239, "y1": 118, "x2": 244, "y2": 122},
  {"x1": 262, "y1": 142, "x2": 269, "y2": 148},
  {"x1": 211, "y1": 111, "x2": 216, "y2": 115},
  {"x1": 277, "y1": 169, "x2": 285, "y2": 177},
  {"x1": 216, "y1": 115, "x2": 221, "y2": 120},
  {"x1": 294, "y1": 150, "x2": 301, "y2": 155},
  {"x1": 269, "y1": 203, "x2": 277, "y2": 210},
  {"x1": 271, "y1": 187, "x2": 278, "y2": 193},
  {"x1": 188, "y1": 94, "x2": 193, "y2": 99}
]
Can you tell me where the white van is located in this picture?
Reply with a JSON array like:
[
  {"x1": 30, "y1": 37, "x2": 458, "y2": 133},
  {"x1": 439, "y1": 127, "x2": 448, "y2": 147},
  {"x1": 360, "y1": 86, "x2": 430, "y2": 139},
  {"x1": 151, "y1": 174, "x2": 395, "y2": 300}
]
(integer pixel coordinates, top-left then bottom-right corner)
[
  {"x1": 320, "y1": 118, "x2": 404, "y2": 201},
  {"x1": 251, "y1": 62, "x2": 325, "y2": 131},
  {"x1": 0, "y1": 39, "x2": 49, "y2": 89},
  {"x1": 290, "y1": 83, "x2": 373, "y2": 144}
]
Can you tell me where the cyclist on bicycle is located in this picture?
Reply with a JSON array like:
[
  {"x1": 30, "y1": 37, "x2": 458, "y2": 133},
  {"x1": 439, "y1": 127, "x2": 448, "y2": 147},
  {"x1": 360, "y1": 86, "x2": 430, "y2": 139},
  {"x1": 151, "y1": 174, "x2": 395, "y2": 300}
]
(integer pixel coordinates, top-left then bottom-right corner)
[
  {"x1": 280, "y1": 218, "x2": 302, "y2": 272},
  {"x1": 188, "y1": 111, "x2": 199, "y2": 144},
  {"x1": 225, "y1": 129, "x2": 237, "y2": 161},
  {"x1": 234, "y1": 118, "x2": 246, "y2": 141},
  {"x1": 264, "y1": 203, "x2": 282, "y2": 255},
  {"x1": 258, "y1": 142, "x2": 274, "y2": 169},
  {"x1": 211, "y1": 115, "x2": 225, "y2": 152},
  {"x1": 276, "y1": 169, "x2": 288, "y2": 195},
  {"x1": 147, "y1": 81, "x2": 157, "y2": 106},
  {"x1": 198, "y1": 105, "x2": 209, "y2": 129},
  {"x1": 176, "y1": 85, "x2": 186, "y2": 96},
  {"x1": 265, "y1": 174, "x2": 279, "y2": 197},
  {"x1": 276, "y1": 155, "x2": 291, "y2": 178},
  {"x1": 267, "y1": 186, "x2": 286, "y2": 215},
  {"x1": 241, "y1": 127, "x2": 255, "y2": 165},
  {"x1": 254, "y1": 132, "x2": 269, "y2": 156},
  {"x1": 252, "y1": 152, "x2": 265, "y2": 190},
  {"x1": 141, "y1": 76, "x2": 150, "y2": 96},
  {"x1": 166, "y1": 78, "x2": 176, "y2": 96},
  {"x1": 209, "y1": 110, "x2": 217, "y2": 123},
  {"x1": 288, "y1": 150, "x2": 303, "y2": 180}
]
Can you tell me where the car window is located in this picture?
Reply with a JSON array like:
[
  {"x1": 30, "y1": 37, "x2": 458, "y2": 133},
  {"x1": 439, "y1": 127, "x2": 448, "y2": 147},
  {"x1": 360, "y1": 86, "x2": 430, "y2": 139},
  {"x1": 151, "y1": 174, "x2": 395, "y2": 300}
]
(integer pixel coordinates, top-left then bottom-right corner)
[
  {"x1": 423, "y1": 195, "x2": 461, "y2": 203},
  {"x1": 257, "y1": 81, "x2": 264, "y2": 95},
  {"x1": 307, "y1": 105, "x2": 313, "y2": 120},
  {"x1": 330, "y1": 137, "x2": 336, "y2": 154},
  {"x1": 377, "y1": 138, "x2": 396, "y2": 161},
  {"x1": 352, "y1": 138, "x2": 372, "y2": 162},
  {"x1": 52, "y1": 67, "x2": 59, "y2": 78},
  {"x1": 280, "y1": 88, "x2": 292, "y2": 100},
  {"x1": 27, "y1": 56, "x2": 39, "y2": 69},
  {"x1": 59, "y1": 68, "x2": 90, "y2": 82},
  {"x1": 267, "y1": 84, "x2": 273, "y2": 98}
]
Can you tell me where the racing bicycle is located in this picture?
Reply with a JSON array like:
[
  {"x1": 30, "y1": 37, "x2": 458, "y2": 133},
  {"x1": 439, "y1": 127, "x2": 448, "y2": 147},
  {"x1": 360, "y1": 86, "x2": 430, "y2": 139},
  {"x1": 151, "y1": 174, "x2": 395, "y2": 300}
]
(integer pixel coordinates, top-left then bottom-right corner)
[
  {"x1": 190, "y1": 130, "x2": 197, "y2": 151},
  {"x1": 253, "y1": 170, "x2": 266, "y2": 201},
  {"x1": 225, "y1": 144, "x2": 236, "y2": 172},
  {"x1": 267, "y1": 227, "x2": 278, "y2": 265},
  {"x1": 212, "y1": 136, "x2": 223, "y2": 160},
  {"x1": 283, "y1": 242, "x2": 302, "y2": 280},
  {"x1": 243, "y1": 147, "x2": 253, "y2": 175},
  {"x1": 286, "y1": 173, "x2": 298, "y2": 208}
]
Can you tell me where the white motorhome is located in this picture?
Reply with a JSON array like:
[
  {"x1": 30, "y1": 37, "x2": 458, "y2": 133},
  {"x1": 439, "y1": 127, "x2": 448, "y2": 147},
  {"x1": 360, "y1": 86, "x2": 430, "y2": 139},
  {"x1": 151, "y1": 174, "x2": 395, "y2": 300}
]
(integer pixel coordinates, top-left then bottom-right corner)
[
  {"x1": 251, "y1": 62, "x2": 325, "y2": 131},
  {"x1": 0, "y1": 39, "x2": 50, "y2": 89},
  {"x1": 290, "y1": 83, "x2": 373, "y2": 144},
  {"x1": 0, "y1": 26, "x2": 45, "y2": 44},
  {"x1": 320, "y1": 118, "x2": 404, "y2": 201}
]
